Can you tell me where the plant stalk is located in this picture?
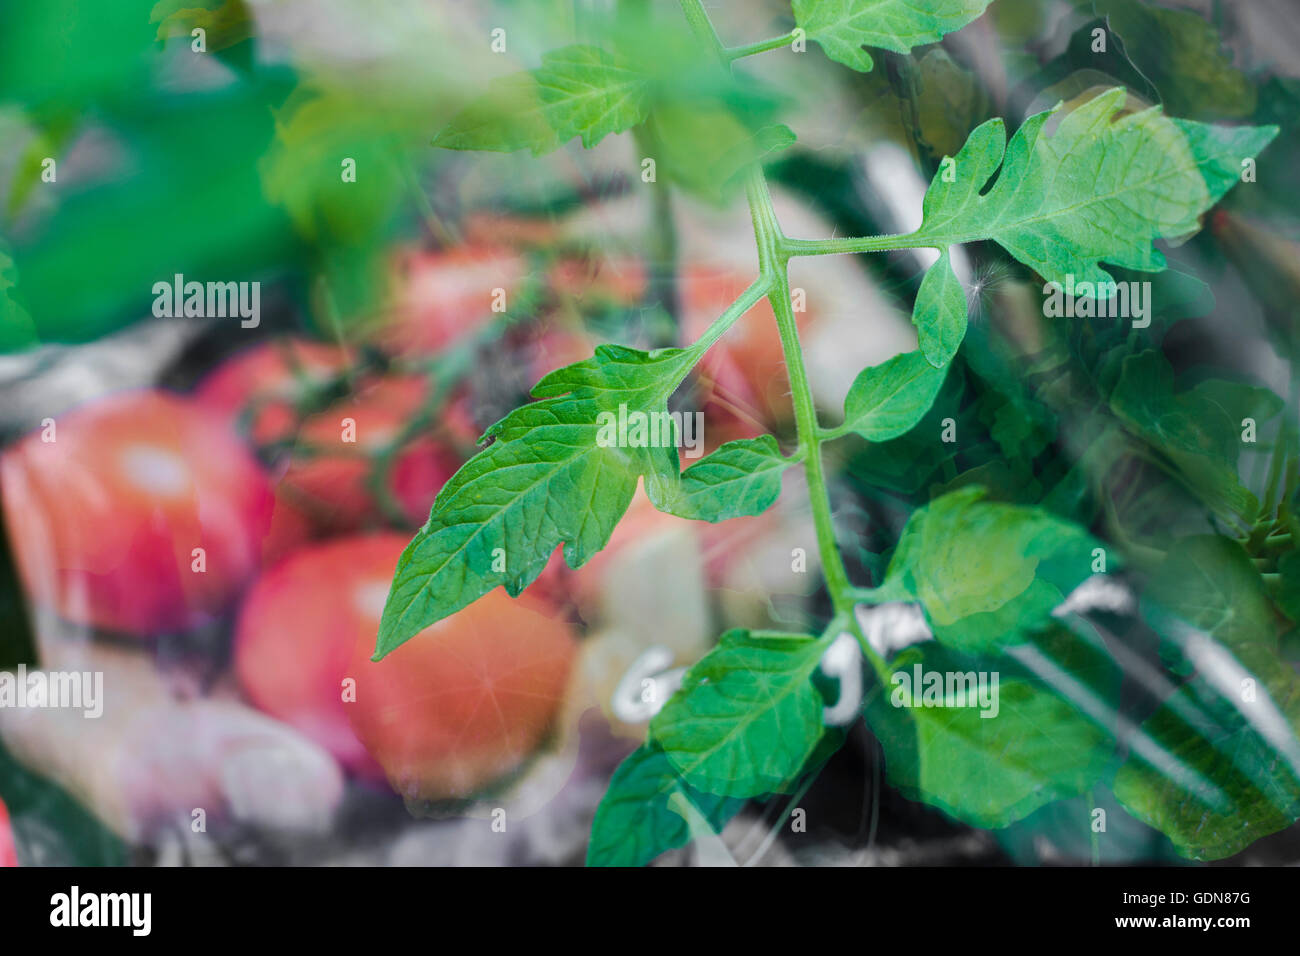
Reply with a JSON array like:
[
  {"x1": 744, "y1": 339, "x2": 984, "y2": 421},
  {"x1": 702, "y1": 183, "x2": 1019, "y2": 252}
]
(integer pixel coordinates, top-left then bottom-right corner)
[{"x1": 680, "y1": 0, "x2": 884, "y2": 663}]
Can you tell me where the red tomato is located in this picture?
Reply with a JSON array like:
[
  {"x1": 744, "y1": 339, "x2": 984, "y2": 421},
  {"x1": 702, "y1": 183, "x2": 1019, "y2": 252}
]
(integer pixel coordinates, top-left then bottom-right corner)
[
  {"x1": 194, "y1": 339, "x2": 348, "y2": 446},
  {"x1": 0, "y1": 390, "x2": 275, "y2": 636},
  {"x1": 567, "y1": 488, "x2": 775, "y2": 616},
  {"x1": 281, "y1": 376, "x2": 463, "y2": 530},
  {"x1": 461, "y1": 212, "x2": 562, "y2": 249},
  {"x1": 383, "y1": 245, "x2": 531, "y2": 357},
  {"x1": 197, "y1": 344, "x2": 467, "y2": 532},
  {"x1": 235, "y1": 535, "x2": 577, "y2": 798},
  {"x1": 0, "y1": 796, "x2": 16, "y2": 867}
]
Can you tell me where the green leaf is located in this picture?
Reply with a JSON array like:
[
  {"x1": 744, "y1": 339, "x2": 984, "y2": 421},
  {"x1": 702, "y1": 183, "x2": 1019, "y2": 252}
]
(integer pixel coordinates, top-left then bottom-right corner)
[
  {"x1": 433, "y1": 44, "x2": 651, "y2": 156},
  {"x1": 376, "y1": 344, "x2": 697, "y2": 658},
  {"x1": 912, "y1": 251, "x2": 968, "y2": 367},
  {"x1": 793, "y1": 0, "x2": 995, "y2": 73},
  {"x1": 652, "y1": 435, "x2": 790, "y2": 523},
  {"x1": 1185, "y1": 379, "x2": 1284, "y2": 430},
  {"x1": 586, "y1": 745, "x2": 744, "y2": 867},
  {"x1": 863, "y1": 631, "x2": 1117, "y2": 828},
  {"x1": 1118, "y1": 541, "x2": 1300, "y2": 860},
  {"x1": 533, "y1": 45, "x2": 652, "y2": 148},
  {"x1": 1146, "y1": 535, "x2": 1275, "y2": 658},
  {"x1": 647, "y1": 102, "x2": 795, "y2": 201},
  {"x1": 1279, "y1": 552, "x2": 1300, "y2": 625},
  {"x1": 862, "y1": 486, "x2": 1103, "y2": 654},
  {"x1": 1092, "y1": 0, "x2": 1258, "y2": 120},
  {"x1": 1113, "y1": 646, "x2": 1300, "y2": 861},
  {"x1": 432, "y1": 73, "x2": 561, "y2": 155},
  {"x1": 912, "y1": 89, "x2": 1277, "y2": 288},
  {"x1": 839, "y1": 349, "x2": 948, "y2": 440},
  {"x1": 651, "y1": 629, "x2": 830, "y2": 797},
  {"x1": 912, "y1": 49, "x2": 993, "y2": 160},
  {"x1": 1110, "y1": 351, "x2": 1256, "y2": 520},
  {"x1": 151, "y1": 0, "x2": 254, "y2": 53},
  {"x1": 0, "y1": 246, "x2": 36, "y2": 351}
]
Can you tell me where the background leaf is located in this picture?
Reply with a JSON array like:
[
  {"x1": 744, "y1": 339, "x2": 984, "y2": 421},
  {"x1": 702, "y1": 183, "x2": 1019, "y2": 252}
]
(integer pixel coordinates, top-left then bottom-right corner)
[
  {"x1": 862, "y1": 486, "x2": 1104, "y2": 654},
  {"x1": 863, "y1": 628, "x2": 1118, "y2": 828}
]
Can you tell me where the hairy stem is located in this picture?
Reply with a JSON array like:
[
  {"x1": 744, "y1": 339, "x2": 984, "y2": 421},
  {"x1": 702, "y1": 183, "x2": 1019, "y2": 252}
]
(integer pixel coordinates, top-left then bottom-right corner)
[
  {"x1": 744, "y1": 172, "x2": 855, "y2": 615},
  {"x1": 783, "y1": 232, "x2": 947, "y2": 257},
  {"x1": 726, "y1": 31, "x2": 798, "y2": 61},
  {"x1": 686, "y1": 276, "x2": 769, "y2": 357},
  {"x1": 677, "y1": 0, "x2": 892, "y2": 672}
]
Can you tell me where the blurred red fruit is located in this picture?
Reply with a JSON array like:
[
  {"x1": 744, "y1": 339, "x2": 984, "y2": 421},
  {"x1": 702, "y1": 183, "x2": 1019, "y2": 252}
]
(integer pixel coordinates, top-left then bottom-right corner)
[
  {"x1": 524, "y1": 325, "x2": 597, "y2": 391},
  {"x1": 384, "y1": 245, "x2": 530, "y2": 357},
  {"x1": 194, "y1": 339, "x2": 348, "y2": 446},
  {"x1": 197, "y1": 343, "x2": 467, "y2": 532},
  {"x1": 461, "y1": 212, "x2": 561, "y2": 248},
  {"x1": 0, "y1": 390, "x2": 275, "y2": 636},
  {"x1": 0, "y1": 796, "x2": 16, "y2": 867},
  {"x1": 235, "y1": 535, "x2": 577, "y2": 798},
  {"x1": 282, "y1": 376, "x2": 463, "y2": 529},
  {"x1": 549, "y1": 255, "x2": 647, "y2": 308},
  {"x1": 568, "y1": 488, "x2": 775, "y2": 617}
]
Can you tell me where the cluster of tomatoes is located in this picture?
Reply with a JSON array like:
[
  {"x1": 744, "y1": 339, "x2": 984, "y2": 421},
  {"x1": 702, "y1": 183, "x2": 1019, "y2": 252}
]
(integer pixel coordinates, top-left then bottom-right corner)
[{"x1": 0, "y1": 229, "x2": 807, "y2": 853}]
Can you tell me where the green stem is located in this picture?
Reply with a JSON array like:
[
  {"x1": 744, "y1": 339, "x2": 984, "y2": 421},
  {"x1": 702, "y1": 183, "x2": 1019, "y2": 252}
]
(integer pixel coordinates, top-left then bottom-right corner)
[
  {"x1": 726, "y1": 31, "x2": 798, "y2": 61},
  {"x1": 783, "y1": 232, "x2": 947, "y2": 257},
  {"x1": 678, "y1": 0, "x2": 867, "y2": 636},
  {"x1": 677, "y1": 0, "x2": 727, "y2": 59},
  {"x1": 745, "y1": 171, "x2": 855, "y2": 617},
  {"x1": 685, "y1": 276, "x2": 769, "y2": 357}
]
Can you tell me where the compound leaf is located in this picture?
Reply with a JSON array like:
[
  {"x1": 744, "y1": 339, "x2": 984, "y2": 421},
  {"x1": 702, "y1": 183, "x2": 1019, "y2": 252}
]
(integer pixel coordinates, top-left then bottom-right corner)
[
  {"x1": 376, "y1": 344, "x2": 696, "y2": 658},
  {"x1": 912, "y1": 89, "x2": 1277, "y2": 288}
]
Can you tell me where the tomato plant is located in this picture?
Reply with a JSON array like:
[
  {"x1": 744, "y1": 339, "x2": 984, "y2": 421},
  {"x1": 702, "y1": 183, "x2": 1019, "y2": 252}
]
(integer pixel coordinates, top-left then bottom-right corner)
[
  {"x1": 369, "y1": 0, "x2": 1300, "y2": 867},
  {"x1": 1, "y1": 0, "x2": 1298, "y2": 877}
]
